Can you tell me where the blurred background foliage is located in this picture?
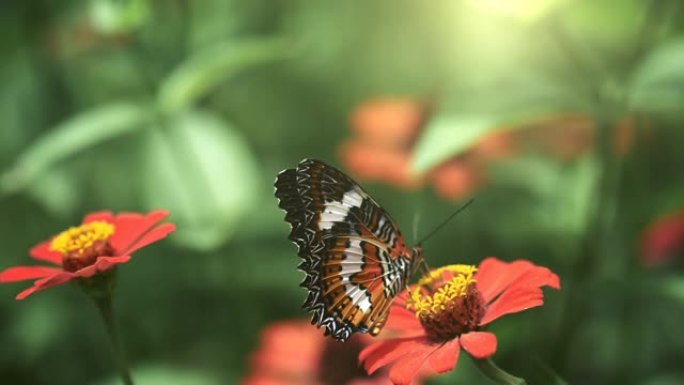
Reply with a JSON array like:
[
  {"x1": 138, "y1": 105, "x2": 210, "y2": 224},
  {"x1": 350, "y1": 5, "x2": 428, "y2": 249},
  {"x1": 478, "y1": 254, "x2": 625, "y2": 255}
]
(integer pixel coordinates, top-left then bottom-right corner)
[{"x1": 1, "y1": 0, "x2": 683, "y2": 384}]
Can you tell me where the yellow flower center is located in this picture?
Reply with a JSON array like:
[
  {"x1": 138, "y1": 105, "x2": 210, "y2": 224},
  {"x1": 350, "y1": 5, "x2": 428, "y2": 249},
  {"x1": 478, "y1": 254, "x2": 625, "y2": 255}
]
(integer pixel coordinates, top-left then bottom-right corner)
[
  {"x1": 50, "y1": 221, "x2": 115, "y2": 255},
  {"x1": 408, "y1": 264, "x2": 477, "y2": 317},
  {"x1": 407, "y1": 264, "x2": 485, "y2": 342}
]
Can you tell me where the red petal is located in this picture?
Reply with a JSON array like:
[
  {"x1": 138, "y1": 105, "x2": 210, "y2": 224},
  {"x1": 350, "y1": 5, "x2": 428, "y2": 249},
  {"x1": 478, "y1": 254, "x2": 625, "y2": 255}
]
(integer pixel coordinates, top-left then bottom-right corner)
[
  {"x1": 428, "y1": 339, "x2": 460, "y2": 374},
  {"x1": 476, "y1": 258, "x2": 559, "y2": 303},
  {"x1": 29, "y1": 241, "x2": 62, "y2": 265},
  {"x1": 388, "y1": 344, "x2": 436, "y2": 385},
  {"x1": 0, "y1": 266, "x2": 63, "y2": 282},
  {"x1": 460, "y1": 332, "x2": 497, "y2": 359},
  {"x1": 109, "y1": 210, "x2": 171, "y2": 255},
  {"x1": 240, "y1": 376, "x2": 290, "y2": 385},
  {"x1": 360, "y1": 337, "x2": 429, "y2": 374},
  {"x1": 83, "y1": 211, "x2": 114, "y2": 224},
  {"x1": 15, "y1": 272, "x2": 75, "y2": 300},
  {"x1": 120, "y1": 223, "x2": 175, "y2": 256},
  {"x1": 74, "y1": 256, "x2": 131, "y2": 278},
  {"x1": 480, "y1": 287, "x2": 544, "y2": 325},
  {"x1": 385, "y1": 305, "x2": 422, "y2": 331}
]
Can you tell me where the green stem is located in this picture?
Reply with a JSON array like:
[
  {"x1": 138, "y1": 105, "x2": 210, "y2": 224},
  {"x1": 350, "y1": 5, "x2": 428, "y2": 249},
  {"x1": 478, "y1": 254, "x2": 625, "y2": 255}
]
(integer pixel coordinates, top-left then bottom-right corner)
[
  {"x1": 472, "y1": 357, "x2": 527, "y2": 385},
  {"x1": 94, "y1": 295, "x2": 135, "y2": 385}
]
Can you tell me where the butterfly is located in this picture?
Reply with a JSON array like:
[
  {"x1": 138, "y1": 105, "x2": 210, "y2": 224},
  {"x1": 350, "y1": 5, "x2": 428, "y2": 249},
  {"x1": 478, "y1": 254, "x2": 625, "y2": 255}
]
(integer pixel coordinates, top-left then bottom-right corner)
[{"x1": 274, "y1": 159, "x2": 423, "y2": 341}]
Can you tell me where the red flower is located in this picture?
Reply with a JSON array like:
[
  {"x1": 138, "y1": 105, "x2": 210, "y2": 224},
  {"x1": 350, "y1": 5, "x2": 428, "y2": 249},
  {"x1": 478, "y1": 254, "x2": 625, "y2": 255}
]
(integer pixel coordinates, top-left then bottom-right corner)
[
  {"x1": 359, "y1": 258, "x2": 560, "y2": 385},
  {"x1": 241, "y1": 320, "x2": 421, "y2": 385},
  {"x1": 640, "y1": 209, "x2": 684, "y2": 266},
  {"x1": 0, "y1": 210, "x2": 175, "y2": 300}
]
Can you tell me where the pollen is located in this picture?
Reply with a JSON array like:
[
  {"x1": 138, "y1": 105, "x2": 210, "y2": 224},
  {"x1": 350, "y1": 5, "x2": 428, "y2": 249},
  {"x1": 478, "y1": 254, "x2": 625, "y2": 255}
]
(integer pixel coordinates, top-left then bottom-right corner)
[
  {"x1": 408, "y1": 264, "x2": 477, "y2": 318},
  {"x1": 407, "y1": 264, "x2": 485, "y2": 342},
  {"x1": 50, "y1": 221, "x2": 115, "y2": 256}
]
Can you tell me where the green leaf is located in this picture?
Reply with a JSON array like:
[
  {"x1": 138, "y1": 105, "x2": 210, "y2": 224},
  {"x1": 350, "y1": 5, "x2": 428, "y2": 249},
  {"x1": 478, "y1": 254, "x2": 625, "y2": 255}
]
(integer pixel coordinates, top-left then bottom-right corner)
[
  {"x1": 157, "y1": 38, "x2": 291, "y2": 112},
  {"x1": 142, "y1": 110, "x2": 259, "y2": 251},
  {"x1": 25, "y1": 164, "x2": 82, "y2": 217},
  {"x1": 629, "y1": 37, "x2": 684, "y2": 113},
  {"x1": 661, "y1": 276, "x2": 684, "y2": 302},
  {"x1": 1, "y1": 102, "x2": 150, "y2": 194},
  {"x1": 96, "y1": 364, "x2": 222, "y2": 385},
  {"x1": 89, "y1": 0, "x2": 150, "y2": 35},
  {"x1": 411, "y1": 76, "x2": 586, "y2": 174},
  {"x1": 411, "y1": 115, "x2": 499, "y2": 174}
]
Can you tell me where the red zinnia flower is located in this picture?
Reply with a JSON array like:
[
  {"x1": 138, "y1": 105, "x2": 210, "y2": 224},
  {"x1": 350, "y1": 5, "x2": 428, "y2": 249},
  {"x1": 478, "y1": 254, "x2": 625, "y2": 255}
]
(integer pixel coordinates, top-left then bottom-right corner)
[
  {"x1": 0, "y1": 210, "x2": 175, "y2": 300},
  {"x1": 640, "y1": 208, "x2": 684, "y2": 266},
  {"x1": 241, "y1": 320, "x2": 421, "y2": 385},
  {"x1": 360, "y1": 258, "x2": 560, "y2": 385}
]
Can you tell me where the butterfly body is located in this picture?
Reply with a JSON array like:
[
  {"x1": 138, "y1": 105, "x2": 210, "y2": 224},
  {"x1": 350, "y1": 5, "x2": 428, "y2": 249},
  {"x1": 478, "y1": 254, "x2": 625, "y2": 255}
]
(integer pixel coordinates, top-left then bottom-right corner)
[{"x1": 275, "y1": 159, "x2": 422, "y2": 341}]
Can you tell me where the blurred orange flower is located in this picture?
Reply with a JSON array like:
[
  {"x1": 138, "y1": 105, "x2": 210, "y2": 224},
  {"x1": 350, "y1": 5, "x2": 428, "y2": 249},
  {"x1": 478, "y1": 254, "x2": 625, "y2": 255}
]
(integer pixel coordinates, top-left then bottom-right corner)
[
  {"x1": 242, "y1": 320, "x2": 418, "y2": 385},
  {"x1": 530, "y1": 114, "x2": 637, "y2": 159},
  {"x1": 640, "y1": 208, "x2": 684, "y2": 266},
  {"x1": 360, "y1": 258, "x2": 560, "y2": 385},
  {"x1": 0, "y1": 210, "x2": 175, "y2": 300},
  {"x1": 341, "y1": 98, "x2": 515, "y2": 201}
]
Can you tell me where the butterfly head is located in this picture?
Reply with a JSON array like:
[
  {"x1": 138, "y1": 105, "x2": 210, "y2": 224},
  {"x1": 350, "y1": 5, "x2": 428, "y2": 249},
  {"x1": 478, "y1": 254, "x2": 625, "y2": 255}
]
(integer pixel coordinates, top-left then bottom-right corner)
[{"x1": 408, "y1": 245, "x2": 424, "y2": 275}]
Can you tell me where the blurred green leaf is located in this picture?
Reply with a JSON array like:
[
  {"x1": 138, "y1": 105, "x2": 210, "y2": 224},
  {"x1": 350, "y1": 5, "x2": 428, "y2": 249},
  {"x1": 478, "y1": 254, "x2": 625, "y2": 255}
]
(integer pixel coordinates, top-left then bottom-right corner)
[
  {"x1": 0, "y1": 54, "x2": 45, "y2": 160},
  {"x1": 629, "y1": 37, "x2": 684, "y2": 113},
  {"x1": 1, "y1": 102, "x2": 151, "y2": 195},
  {"x1": 25, "y1": 164, "x2": 82, "y2": 217},
  {"x1": 487, "y1": 155, "x2": 598, "y2": 249},
  {"x1": 157, "y1": 38, "x2": 291, "y2": 112},
  {"x1": 89, "y1": 0, "x2": 150, "y2": 34},
  {"x1": 411, "y1": 115, "x2": 499, "y2": 174},
  {"x1": 97, "y1": 364, "x2": 222, "y2": 385},
  {"x1": 142, "y1": 110, "x2": 259, "y2": 250},
  {"x1": 14, "y1": 301, "x2": 68, "y2": 361},
  {"x1": 644, "y1": 374, "x2": 684, "y2": 385},
  {"x1": 661, "y1": 276, "x2": 684, "y2": 302},
  {"x1": 413, "y1": 74, "x2": 587, "y2": 174}
]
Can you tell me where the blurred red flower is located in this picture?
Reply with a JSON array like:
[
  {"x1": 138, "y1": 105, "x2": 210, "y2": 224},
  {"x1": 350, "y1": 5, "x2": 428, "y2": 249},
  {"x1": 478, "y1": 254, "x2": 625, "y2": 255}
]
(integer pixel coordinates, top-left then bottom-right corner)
[
  {"x1": 0, "y1": 210, "x2": 175, "y2": 300},
  {"x1": 531, "y1": 114, "x2": 637, "y2": 160},
  {"x1": 340, "y1": 97, "x2": 518, "y2": 201},
  {"x1": 640, "y1": 209, "x2": 684, "y2": 266},
  {"x1": 359, "y1": 258, "x2": 560, "y2": 385},
  {"x1": 241, "y1": 320, "x2": 420, "y2": 385},
  {"x1": 341, "y1": 98, "x2": 644, "y2": 203}
]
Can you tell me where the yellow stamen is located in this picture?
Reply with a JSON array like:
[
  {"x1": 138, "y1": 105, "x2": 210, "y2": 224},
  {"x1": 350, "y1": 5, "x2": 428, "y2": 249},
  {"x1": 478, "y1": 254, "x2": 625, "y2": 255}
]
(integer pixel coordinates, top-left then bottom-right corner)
[
  {"x1": 49, "y1": 221, "x2": 115, "y2": 256},
  {"x1": 408, "y1": 264, "x2": 477, "y2": 317}
]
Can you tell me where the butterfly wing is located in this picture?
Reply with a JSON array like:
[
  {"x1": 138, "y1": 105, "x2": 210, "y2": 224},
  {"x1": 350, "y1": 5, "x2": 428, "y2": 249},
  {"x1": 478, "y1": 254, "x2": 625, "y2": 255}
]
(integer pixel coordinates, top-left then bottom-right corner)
[{"x1": 274, "y1": 159, "x2": 416, "y2": 341}]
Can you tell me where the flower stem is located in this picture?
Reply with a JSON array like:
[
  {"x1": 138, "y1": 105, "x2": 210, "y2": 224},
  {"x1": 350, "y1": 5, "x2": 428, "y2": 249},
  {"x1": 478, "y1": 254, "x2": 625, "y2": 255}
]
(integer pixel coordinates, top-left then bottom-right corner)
[
  {"x1": 472, "y1": 357, "x2": 527, "y2": 385},
  {"x1": 93, "y1": 294, "x2": 135, "y2": 385}
]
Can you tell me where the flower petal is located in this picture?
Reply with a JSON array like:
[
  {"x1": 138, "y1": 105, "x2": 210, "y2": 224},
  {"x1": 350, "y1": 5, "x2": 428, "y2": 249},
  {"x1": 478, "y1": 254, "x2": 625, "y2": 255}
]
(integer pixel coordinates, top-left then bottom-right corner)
[
  {"x1": 120, "y1": 223, "x2": 176, "y2": 256},
  {"x1": 480, "y1": 286, "x2": 545, "y2": 325},
  {"x1": 385, "y1": 304, "x2": 423, "y2": 331},
  {"x1": 109, "y1": 210, "x2": 172, "y2": 255},
  {"x1": 388, "y1": 343, "x2": 436, "y2": 385},
  {"x1": 15, "y1": 272, "x2": 75, "y2": 300},
  {"x1": 460, "y1": 332, "x2": 497, "y2": 359},
  {"x1": 29, "y1": 241, "x2": 62, "y2": 265},
  {"x1": 428, "y1": 338, "x2": 460, "y2": 374},
  {"x1": 83, "y1": 211, "x2": 114, "y2": 224},
  {"x1": 476, "y1": 258, "x2": 559, "y2": 303},
  {"x1": 360, "y1": 336, "x2": 430, "y2": 375},
  {"x1": 0, "y1": 266, "x2": 63, "y2": 282},
  {"x1": 74, "y1": 256, "x2": 131, "y2": 278}
]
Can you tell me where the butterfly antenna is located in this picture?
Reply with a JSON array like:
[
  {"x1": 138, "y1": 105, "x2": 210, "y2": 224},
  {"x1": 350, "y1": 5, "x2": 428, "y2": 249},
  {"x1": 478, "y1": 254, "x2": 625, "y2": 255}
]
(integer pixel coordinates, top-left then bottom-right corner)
[
  {"x1": 420, "y1": 258, "x2": 431, "y2": 276},
  {"x1": 416, "y1": 199, "x2": 474, "y2": 246}
]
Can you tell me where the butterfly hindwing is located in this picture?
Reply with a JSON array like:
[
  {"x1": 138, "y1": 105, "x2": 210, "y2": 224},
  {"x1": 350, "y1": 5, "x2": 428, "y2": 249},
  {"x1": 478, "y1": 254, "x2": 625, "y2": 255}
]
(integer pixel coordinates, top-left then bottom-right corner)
[{"x1": 275, "y1": 159, "x2": 418, "y2": 341}]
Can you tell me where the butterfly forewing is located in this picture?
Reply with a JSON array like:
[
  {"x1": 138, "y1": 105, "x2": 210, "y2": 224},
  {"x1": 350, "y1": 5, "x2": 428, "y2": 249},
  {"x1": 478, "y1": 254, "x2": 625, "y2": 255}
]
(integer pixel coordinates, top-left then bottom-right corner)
[{"x1": 274, "y1": 159, "x2": 418, "y2": 341}]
